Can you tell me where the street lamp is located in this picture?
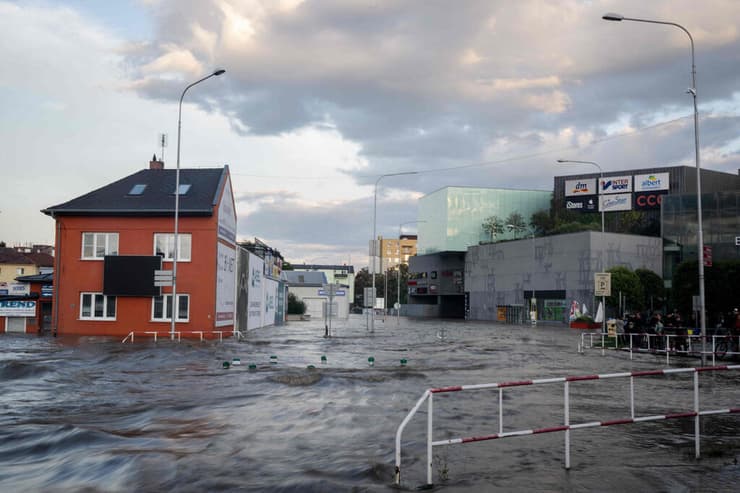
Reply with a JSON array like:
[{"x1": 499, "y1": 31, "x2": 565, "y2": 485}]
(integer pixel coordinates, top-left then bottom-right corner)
[
  {"x1": 602, "y1": 12, "x2": 707, "y2": 364},
  {"x1": 556, "y1": 159, "x2": 606, "y2": 334},
  {"x1": 370, "y1": 171, "x2": 418, "y2": 332},
  {"x1": 397, "y1": 220, "x2": 425, "y2": 325},
  {"x1": 171, "y1": 69, "x2": 226, "y2": 340}
]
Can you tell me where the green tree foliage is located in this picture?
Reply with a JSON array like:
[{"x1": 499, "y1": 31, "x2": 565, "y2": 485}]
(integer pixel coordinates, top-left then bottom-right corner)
[
  {"x1": 282, "y1": 261, "x2": 294, "y2": 271},
  {"x1": 482, "y1": 215, "x2": 504, "y2": 242},
  {"x1": 605, "y1": 266, "x2": 644, "y2": 312},
  {"x1": 672, "y1": 260, "x2": 740, "y2": 324},
  {"x1": 505, "y1": 212, "x2": 527, "y2": 238},
  {"x1": 635, "y1": 268, "x2": 665, "y2": 311},
  {"x1": 287, "y1": 292, "x2": 306, "y2": 315}
]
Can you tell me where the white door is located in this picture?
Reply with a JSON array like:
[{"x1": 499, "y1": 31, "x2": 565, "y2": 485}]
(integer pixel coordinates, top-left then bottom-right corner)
[{"x1": 6, "y1": 317, "x2": 26, "y2": 333}]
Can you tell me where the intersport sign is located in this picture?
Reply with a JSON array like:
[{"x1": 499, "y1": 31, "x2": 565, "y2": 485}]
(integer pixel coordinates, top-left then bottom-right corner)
[{"x1": 599, "y1": 176, "x2": 632, "y2": 194}]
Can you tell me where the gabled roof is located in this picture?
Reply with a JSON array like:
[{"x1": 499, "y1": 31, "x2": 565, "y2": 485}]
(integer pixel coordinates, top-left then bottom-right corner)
[
  {"x1": 42, "y1": 166, "x2": 229, "y2": 217},
  {"x1": 22, "y1": 252, "x2": 54, "y2": 268},
  {"x1": 0, "y1": 248, "x2": 34, "y2": 265}
]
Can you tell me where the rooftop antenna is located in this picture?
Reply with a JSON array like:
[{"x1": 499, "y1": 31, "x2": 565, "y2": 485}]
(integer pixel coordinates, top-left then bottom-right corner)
[{"x1": 158, "y1": 133, "x2": 168, "y2": 163}]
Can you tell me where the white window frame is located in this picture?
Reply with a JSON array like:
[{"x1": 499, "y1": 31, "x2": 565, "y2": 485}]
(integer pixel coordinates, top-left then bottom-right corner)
[
  {"x1": 79, "y1": 292, "x2": 117, "y2": 320},
  {"x1": 153, "y1": 233, "x2": 192, "y2": 262},
  {"x1": 151, "y1": 294, "x2": 190, "y2": 322},
  {"x1": 81, "y1": 232, "x2": 119, "y2": 260}
]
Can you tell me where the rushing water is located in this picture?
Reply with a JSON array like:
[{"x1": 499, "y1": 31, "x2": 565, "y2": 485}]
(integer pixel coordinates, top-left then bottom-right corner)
[{"x1": 1, "y1": 316, "x2": 738, "y2": 492}]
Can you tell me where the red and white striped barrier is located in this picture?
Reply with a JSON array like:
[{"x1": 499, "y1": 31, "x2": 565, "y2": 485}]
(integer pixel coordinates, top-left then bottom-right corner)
[{"x1": 394, "y1": 365, "x2": 740, "y2": 488}]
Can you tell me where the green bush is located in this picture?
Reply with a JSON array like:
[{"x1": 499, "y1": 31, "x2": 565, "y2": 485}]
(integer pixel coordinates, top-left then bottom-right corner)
[{"x1": 287, "y1": 292, "x2": 306, "y2": 315}]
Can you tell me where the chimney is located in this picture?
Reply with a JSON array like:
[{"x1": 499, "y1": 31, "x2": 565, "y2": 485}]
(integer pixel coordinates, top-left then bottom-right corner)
[{"x1": 149, "y1": 154, "x2": 164, "y2": 170}]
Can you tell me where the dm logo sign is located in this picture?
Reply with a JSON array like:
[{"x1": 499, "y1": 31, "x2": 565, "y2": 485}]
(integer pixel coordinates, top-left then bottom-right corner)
[{"x1": 565, "y1": 178, "x2": 596, "y2": 197}]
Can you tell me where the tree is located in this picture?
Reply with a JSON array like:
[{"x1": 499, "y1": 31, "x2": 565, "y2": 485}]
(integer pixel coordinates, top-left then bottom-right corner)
[
  {"x1": 505, "y1": 212, "x2": 527, "y2": 238},
  {"x1": 287, "y1": 292, "x2": 306, "y2": 315},
  {"x1": 635, "y1": 268, "x2": 665, "y2": 312},
  {"x1": 672, "y1": 260, "x2": 740, "y2": 325},
  {"x1": 605, "y1": 266, "x2": 644, "y2": 313},
  {"x1": 282, "y1": 261, "x2": 294, "y2": 271},
  {"x1": 353, "y1": 267, "x2": 371, "y2": 307},
  {"x1": 481, "y1": 215, "x2": 504, "y2": 242}
]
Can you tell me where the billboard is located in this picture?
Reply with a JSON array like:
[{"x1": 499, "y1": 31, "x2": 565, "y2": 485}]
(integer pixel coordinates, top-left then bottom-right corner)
[
  {"x1": 599, "y1": 193, "x2": 632, "y2": 212},
  {"x1": 247, "y1": 251, "x2": 265, "y2": 330},
  {"x1": 565, "y1": 195, "x2": 598, "y2": 212},
  {"x1": 565, "y1": 178, "x2": 596, "y2": 197},
  {"x1": 103, "y1": 256, "x2": 161, "y2": 296},
  {"x1": 215, "y1": 242, "x2": 236, "y2": 327},
  {"x1": 217, "y1": 176, "x2": 237, "y2": 244},
  {"x1": 634, "y1": 191, "x2": 668, "y2": 210},
  {"x1": 599, "y1": 176, "x2": 632, "y2": 194},
  {"x1": 0, "y1": 300, "x2": 36, "y2": 317},
  {"x1": 634, "y1": 172, "x2": 670, "y2": 192}
]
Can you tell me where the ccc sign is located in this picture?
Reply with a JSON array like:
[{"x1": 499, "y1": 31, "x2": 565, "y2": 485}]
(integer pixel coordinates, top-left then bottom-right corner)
[{"x1": 634, "y1": 192, "x2": 666, "y2": 210}]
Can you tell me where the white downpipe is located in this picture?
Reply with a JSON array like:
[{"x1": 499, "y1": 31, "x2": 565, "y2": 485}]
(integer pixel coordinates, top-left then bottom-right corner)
[
  {"x1": 564, "y1": 381, "x2": 571, "y2": 469},
  {"x1": 427, "y1": 393, "x2": 434, "y2": 486}
]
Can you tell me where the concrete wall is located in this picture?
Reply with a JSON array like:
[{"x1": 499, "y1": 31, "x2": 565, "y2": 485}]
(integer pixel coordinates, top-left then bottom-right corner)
[{"x1": 465, "y1": 232, "x2": 662, "y2": 321}]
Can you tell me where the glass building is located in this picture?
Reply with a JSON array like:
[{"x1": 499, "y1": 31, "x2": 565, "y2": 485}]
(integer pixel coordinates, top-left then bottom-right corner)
[
  {"x1": 417, "y1": 187, "x2": 552, "y2": 254},
  {"x1": 662, "y1": 190, "x2": 740, "y2": 287}
]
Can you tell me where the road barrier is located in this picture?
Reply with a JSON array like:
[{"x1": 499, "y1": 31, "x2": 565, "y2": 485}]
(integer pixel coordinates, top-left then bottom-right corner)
[
  {"x1": 121, "y1": 330, "x2": 239, "y2": 343},
  {"x1": 394, "y1": 366, "x2": 739, "y2": 488},
  {"x1": 580, "y1": 332, "x2": 740, "y2": 365}
]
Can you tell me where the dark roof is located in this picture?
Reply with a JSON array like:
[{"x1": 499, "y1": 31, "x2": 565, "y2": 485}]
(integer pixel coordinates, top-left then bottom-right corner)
[
  {"x1": 281, "y1": 271, "x2": 327, "y2": 286},
  {"x1": 0, "y1": 248, "x2": 34, "y2": 265},
  {"x1": 291, "y1": 264, "x2": 355, "y2": 273},
  {"x1": 42, "y1": 166, "x2": 229, "y2": 217},
  {"x1": 22, "y1": 252, "x2": 54, "y2": 268},
  {"x1": 16, "y1": 273, "x2": 54, "y2": 283}
]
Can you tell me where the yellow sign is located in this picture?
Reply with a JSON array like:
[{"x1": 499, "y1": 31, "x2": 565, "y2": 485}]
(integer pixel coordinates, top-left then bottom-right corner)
[
  {"x1": 594, "y1": 272, "x2": 611, "y2": 297},
  {"x1": 497, "y1": 306, "x2": 506, "y2": 321}
]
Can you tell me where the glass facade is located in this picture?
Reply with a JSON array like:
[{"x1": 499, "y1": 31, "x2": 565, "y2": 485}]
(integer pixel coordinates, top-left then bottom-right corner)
[
  {"x1": 661, "y1": 191, "x2": 740, "y2": 285},
  {"x1": 417, "y1": 187, "x2": 552, "y2": 254}
]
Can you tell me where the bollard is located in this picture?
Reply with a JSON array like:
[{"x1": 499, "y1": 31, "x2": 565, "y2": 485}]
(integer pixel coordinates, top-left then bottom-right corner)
[
  {"x1": 400, "y1": 358, "x2": 407, "y2": 367},
  {"x1": 307, "y1": 364, "x2": 316, "y2": 370},
  {"x1": 232, "y1": 358, "x2": 241, "y2": 366},
  {"x1": 248, "y1": 363, "x2": 257, "y2": 370},
  {"x1": 222, "y1": 361, "x2": 230, "y2": 369},
  {"x1": 270, "y1": 355, "x2": 278, "y2": 364},
  {"x1": 368, "y1": 356, "x2": 375, "y2": 366},
  {"x1": 321, "y1": 355, "x2": 327, "y2": 364}
]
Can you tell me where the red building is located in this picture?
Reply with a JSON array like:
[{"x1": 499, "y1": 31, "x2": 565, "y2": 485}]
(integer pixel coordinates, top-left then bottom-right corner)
[{"x1": 42, "y1": 157, "x2": 237, "y2": 338}]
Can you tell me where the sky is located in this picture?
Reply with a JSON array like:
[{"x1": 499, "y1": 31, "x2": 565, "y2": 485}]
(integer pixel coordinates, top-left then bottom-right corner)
[{"x1": 2, "y1": 0, "x2": 739, "y2": 268}]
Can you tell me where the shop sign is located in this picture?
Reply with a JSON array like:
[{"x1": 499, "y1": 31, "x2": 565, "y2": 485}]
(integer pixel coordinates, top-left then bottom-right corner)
[
  {"x1": 565, "y1": 195, "x2": 598, "y2": 212},
  {"x1": 0, "y1": 282, "x2": 30, "y2": 296},
  {"x1": 599, "y1": 176, "x2": 632, "y2": 194},
  {"x1": 0, "y1": 300, "x2": 36, "y2": 317},
  {"x1": 41, "y1": 285, "x2": 54, "y2": 297},
  {"x1": 634, "y1": 191, "x2": 668, "y2": 210},
  {"x1": 599, "y1": 193, "x2": 632, "y2": 212},
  {"x1": 565, "y1": 178, "x2": 596, "y2": 197},
  {"x1": 634, "y1": 172, "x2": 670, "y2": 192}
]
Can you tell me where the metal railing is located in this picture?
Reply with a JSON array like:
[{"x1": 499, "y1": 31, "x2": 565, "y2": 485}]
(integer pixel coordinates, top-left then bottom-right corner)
[
  {"x1": 580, "y1": 332, "x2": 740, "y2": 365},
  {"x1": 394, "y1": 365, "x2": 739, "y2": 488},
  {"x1": 121, "y1": 330, "x2": 233, "y2": 343}
]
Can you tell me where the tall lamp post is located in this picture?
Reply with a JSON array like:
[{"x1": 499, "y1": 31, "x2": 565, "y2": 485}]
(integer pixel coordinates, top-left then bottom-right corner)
[
  {"x1": 557, "y1": 159, "x2": 606, "y2": 334},
  {"x1": 602, "y1": 13, "x2": 706, "y2": 365},
  {"x1": 171, "y1": 69, "x2": 226, "y2": 340},
  {"x1": 370, "y1": 171, "x2": 418, "y2": 332},
  {"x1": 397, "y1": 220, "x2": 425, "y2": 325}
]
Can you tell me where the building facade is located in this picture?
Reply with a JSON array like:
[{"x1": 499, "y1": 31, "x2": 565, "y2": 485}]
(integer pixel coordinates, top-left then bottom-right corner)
[
  {"x1": 465, "y1": 232, "x2": 662, "y2": 323},
  {"x1": 417, "y1": 187, "x2": 552, "y2": 254},
  {"x1": 41, "y1": 158, "x2": 237, "y2": 338},
  {"x1": 379, "y1": 235, "x2": 417, "y2": 271},
  {"x1": 291, "y1": 264, "x2": 355, "y2": 302}
]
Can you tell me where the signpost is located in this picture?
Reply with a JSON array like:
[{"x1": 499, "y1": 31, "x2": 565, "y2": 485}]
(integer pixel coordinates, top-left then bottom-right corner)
[
  {"x1": 594, "y1": 272, "x2": 612, "y2": 334},
  {"x1": 322, "y1": 283, "x2": 341, "y2": 337},
  {"x1": 154, "y1": 270, "x2": 173, "y2": 287}
]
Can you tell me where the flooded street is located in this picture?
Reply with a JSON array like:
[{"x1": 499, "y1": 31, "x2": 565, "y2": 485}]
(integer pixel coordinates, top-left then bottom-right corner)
[{"x1": 1, "y1": 316, "x2": 738, "y2": 492}]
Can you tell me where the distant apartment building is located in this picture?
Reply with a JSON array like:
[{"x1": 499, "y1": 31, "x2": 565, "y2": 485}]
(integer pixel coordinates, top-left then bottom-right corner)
[{"x1": 379, "y1": 234, "x2": 418, "y2": 270}]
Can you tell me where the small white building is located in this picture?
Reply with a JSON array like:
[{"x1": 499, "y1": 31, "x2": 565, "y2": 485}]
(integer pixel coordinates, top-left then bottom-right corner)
[{"x1": 282, "y1": 271, "x2": 350, "y2": 320}]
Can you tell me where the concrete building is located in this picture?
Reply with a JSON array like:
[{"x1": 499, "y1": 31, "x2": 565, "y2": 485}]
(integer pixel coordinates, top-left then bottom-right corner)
[{"x1": 379, "y1": 235, "x2": 418, "y2": 270}]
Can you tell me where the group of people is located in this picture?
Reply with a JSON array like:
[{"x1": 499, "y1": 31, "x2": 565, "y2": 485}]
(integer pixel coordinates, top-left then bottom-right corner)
[{"x1": 622, "y1": 309, "x2": 683, "y2": 335}]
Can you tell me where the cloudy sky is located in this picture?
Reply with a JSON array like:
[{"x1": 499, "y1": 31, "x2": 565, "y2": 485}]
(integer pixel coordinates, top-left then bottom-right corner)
[{"x1": 2, "y1": 0, "x2": 739, "y2": 267}]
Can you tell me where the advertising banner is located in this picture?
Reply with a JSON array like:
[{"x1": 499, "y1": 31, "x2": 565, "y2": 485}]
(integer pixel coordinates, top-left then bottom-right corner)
[
  {"x1": 634, "y1": 190, "x2": 668, "y2": 210},
  {"x1": 565, "y1": 178, "x2": 596, "y2": 197},
  {"x1": 634, "y1": 172, "x2": 670, "y2": 192},
  {"x1": 599, "y1": 193, "x2": 632, "y2": 212},
  {"x1": 236, "y1": 247, "x2": 249, "y2": 331},
  {"x1": 0, "y1": 282, "x2": 30, "y2": 296},
  {"x1": 599, "y1": 176, "x2": 632, "y2": 194},
  {"x1": 215, "y1": 242, "x2": 236, "y2": 327},
  {"x1": 565, "y1": 195, "x2": 598, "y2": 212},
  {"x1": 217, "y1": 177, "x2": 237, "y2": 244},
  {"x1": 0, "y1": 300, "x2": 36, "y2": 317},
  {"x1": 247, "y1": 252, "x2": 265, "y2": 330},
  {"x1": 263, "y1": 277, "x2": 278, "y2": 327}
]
